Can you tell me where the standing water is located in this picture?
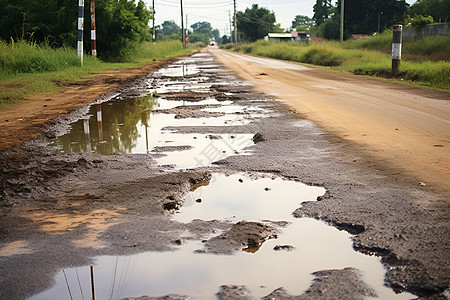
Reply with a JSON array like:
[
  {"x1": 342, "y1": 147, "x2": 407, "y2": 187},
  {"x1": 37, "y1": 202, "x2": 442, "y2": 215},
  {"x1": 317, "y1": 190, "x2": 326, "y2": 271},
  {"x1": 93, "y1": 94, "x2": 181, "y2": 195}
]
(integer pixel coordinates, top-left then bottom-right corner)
[{"x1": 30, "y1": 173, "x2": 414, "y2": 300}]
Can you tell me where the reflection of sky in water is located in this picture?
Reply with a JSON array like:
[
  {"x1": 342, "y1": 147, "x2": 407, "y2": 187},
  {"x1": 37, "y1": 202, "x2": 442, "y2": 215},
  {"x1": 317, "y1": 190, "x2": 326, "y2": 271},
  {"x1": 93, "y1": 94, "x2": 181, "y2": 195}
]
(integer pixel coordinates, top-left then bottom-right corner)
[
  {"x1": 50, "y1": 96, "x2": 257, "y2": 168},
  {"x1": 153, "y1": 58, "x2": 200, "y2": 77},
  {"x1": 30, "y1": 174, "x2": 414, "y2": 300}
]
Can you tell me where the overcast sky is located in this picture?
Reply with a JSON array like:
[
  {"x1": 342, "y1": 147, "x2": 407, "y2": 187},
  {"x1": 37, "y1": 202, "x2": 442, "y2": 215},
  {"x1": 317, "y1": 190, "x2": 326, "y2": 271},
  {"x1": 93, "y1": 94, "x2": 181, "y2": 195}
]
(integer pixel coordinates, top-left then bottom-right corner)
[{"x1": 145, "y1": 0, "x2": 417, "y2": 36}]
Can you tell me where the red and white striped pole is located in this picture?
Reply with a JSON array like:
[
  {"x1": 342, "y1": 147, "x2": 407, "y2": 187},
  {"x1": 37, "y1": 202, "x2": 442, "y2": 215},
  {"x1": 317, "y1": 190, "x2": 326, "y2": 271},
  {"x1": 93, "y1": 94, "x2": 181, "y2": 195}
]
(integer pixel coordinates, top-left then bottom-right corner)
[
  {"x1": 77, "y1": 0, "x2": 85, "y2": 65},
  {"x1": 90, "y1": 0, "x2": 97, "y2": 57},
  {"x1": 96, "y1": 104, "x2": 103, "y2": 143}
]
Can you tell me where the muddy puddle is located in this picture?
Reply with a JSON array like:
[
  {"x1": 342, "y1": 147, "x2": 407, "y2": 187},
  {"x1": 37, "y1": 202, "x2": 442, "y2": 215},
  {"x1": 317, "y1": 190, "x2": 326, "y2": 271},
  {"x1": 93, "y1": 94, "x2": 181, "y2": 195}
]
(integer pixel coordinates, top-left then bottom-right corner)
[
  {"x1": 30, "y1": 174, "x2": 413, "y2": 300},
  {"x1": 49, "y1": 54, "x2": 260, "y2": 168}
]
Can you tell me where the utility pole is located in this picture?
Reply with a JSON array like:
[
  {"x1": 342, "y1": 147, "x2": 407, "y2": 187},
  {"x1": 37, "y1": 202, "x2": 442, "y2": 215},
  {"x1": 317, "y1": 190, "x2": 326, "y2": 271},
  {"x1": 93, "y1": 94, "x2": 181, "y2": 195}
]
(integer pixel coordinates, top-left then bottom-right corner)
[
  {"x1": 152, "y1": 0, "x2": 155, "y2": 44},
  {"x1": 77, "y1": 0, "x2": 85, "y2": 66},
  {"x1": 234, "y1": 0, "x2": 237, "y2": 50},
  {"x1": 90, "y1": 0, "x2": 97, "y2": 56},
  {"x1": 340, "y1": 0, "x2": 344, "y2": 42},
  {"x1": 181, "y1": 0, "x2": 185, "y2": 47},
  {"x1": 228, "y1": 10, "x2": 231, "y2": 38}
]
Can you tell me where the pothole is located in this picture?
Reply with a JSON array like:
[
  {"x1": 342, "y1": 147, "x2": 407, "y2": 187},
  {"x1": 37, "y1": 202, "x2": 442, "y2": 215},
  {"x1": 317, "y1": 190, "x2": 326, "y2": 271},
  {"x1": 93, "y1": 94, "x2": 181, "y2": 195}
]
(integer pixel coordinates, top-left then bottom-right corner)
[
  {"x1": 30, "y1": 173, "x2": 413, "y2": 300},
  {"x1": 49, "y1": 55, "x2": 267, "y2": 169}
]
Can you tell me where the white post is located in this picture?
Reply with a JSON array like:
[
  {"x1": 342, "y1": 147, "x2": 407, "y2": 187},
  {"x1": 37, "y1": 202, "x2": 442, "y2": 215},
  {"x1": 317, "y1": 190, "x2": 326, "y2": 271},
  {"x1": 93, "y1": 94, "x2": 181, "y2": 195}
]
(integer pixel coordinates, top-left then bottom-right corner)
[{"x1": 392, "y1": 25, "x2": 402, "y2": 73}]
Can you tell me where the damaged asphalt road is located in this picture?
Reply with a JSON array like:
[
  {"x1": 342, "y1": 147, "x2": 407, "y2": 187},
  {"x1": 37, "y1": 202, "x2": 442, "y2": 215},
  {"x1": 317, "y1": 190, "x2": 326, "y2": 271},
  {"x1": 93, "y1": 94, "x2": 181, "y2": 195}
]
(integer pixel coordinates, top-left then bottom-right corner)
[{"x1": 0, "y1": 52, "x2": 449, "y2": 300}]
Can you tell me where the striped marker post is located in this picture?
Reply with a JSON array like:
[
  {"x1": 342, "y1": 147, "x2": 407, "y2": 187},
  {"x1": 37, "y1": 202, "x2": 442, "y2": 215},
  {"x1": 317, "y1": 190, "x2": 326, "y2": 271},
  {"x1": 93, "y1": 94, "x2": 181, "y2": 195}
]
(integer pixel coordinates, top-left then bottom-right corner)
[
  {"x1": 392, "y1": 25, "x2": 402, "y2": 73},
  {"x1": 90, "y1": 0, "x2": 97, "y2": 56},
  {"x1": 77, "y1": 0, "x2": 85, "y2": 66}
]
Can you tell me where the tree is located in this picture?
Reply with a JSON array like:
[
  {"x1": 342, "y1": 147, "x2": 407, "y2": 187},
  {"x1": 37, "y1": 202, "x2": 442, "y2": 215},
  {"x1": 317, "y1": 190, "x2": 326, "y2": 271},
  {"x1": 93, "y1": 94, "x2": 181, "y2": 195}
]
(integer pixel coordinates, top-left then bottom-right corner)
[
  {"x1": 313, "y1": 0, "x2": 333, "y2": 26},
  {"x1": 236, "y1": 4, "x2": 276, "y2": 42},
  {"x1": 291, "y1": 15, "x2": 314, "y2": 31},
  {"x1": 191, "y1": 21, "x2": 213, "y2": 36},
  {"x1": 0, "y1": 0, "x2": 153, "y2": 61},
  {"x1": 94, "y1": 0, "x2": 152, "y2": 61},
  {"x1": 158, "y1": 20, "x2": 181, "y2": 37},
  {"x1": 212, "y1": 29, "x2": 221, "y2": 44},
  {"x1": 409, "y1": 0, "x2": 449, "y2": 22},
  {"x1": 342, "y1": 0, "x2": 408, "y2": 34},
  {"x1": 221, "y1": 35, "x2": 231, "y2": 44},
  {"x1": 188, "y1": 21, "x2": 214, "y2": 45},
  {"x1": 0, "y1": 0, "x2": 77, "y2": 45}
]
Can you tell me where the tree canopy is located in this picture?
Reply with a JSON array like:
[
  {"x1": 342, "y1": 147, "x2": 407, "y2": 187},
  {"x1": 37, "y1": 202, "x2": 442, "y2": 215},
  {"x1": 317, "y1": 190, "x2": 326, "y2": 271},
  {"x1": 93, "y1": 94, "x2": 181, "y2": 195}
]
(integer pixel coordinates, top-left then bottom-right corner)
[
  {"x1": 409, "y1": 0, "x2": 450, "y2": 22},
  {"x1": 342, "y1": 0, "x2": 408, "y2": 34},
  {"x1": 313, "y1": 0, "x2": 333, "y2": 26},
  {"x1": 0, "y1": 0, "x2": 153, "y2": 61},
  {"x1": 292, "y1": 15, "x2": 315, "y2": 31},
  {"x1": 312, "y1": 0, "x2": 409, "y2": 39},
  {"x1": 156, "y1": 20, "x2": 181, "y2": 40},
  {"x1": 236, "y1": 4, "x2": 276, "y2": 42}
]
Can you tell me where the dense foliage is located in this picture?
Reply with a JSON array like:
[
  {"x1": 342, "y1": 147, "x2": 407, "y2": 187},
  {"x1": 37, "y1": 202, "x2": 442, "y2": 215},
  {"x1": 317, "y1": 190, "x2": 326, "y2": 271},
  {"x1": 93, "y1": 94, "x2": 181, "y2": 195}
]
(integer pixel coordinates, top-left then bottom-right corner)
[
  {"x1": 0, "y1": 0, "x2": 153, "y2": 61},
  {"x1": 236, "y1": 4, "x2": 276, "y2": 42},
  {"x1": 292, "y1": 15, "x2": 315, "y2": 31},
  {"x1": 409, "y1": 0, "x2": 450, "y2": 23},
  {"x1": 189, "y1": 21, "x2": 214, "y2": 44},
  {"x1": 156, "y1": 20, "x2": 181, "y2": 41},
  {"x1": 312, "y1": 0, "x2": 409, "y2": 39}
]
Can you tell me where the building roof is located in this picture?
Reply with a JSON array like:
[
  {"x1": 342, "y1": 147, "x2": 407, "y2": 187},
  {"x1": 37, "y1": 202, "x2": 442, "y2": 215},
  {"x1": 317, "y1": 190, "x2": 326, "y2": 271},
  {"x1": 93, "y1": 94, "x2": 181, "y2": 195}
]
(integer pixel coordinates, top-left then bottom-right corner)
[{"x1": 267, "y1": 33, "x2": 293, "y2": 38}]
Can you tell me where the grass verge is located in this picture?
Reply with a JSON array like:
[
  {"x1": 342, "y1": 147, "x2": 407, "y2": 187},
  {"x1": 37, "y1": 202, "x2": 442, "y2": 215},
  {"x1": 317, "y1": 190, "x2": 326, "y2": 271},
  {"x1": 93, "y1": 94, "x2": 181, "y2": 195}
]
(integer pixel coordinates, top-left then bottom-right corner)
[
  {"x1": 235, "y1": 33, "x2": 449, "y2": 91},
  {"x1": 0, "y1": 40, "x2": 194, "y2": 107}
]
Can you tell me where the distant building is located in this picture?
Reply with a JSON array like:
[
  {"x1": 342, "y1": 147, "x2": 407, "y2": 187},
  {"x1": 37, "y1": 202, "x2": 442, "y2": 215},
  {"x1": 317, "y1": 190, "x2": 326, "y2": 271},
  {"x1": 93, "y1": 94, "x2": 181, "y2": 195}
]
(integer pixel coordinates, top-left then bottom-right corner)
[
  {"x1": 265, "y1": 32, "x2": 310, "y2": 42},
  {"x1": 351, "y1": 34, "x2": 369, "y2": 39}
]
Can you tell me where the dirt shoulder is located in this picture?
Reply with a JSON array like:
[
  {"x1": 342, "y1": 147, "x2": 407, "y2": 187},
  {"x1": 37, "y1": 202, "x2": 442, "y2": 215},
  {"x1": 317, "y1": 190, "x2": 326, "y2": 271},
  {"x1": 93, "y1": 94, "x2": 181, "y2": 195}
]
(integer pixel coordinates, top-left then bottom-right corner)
[
  {"x1": 0, "y1": 53, "x2": 196, "y2": 152},
  {"x1": 209, "y1": 47, "x2": 450, "y2": 195}
]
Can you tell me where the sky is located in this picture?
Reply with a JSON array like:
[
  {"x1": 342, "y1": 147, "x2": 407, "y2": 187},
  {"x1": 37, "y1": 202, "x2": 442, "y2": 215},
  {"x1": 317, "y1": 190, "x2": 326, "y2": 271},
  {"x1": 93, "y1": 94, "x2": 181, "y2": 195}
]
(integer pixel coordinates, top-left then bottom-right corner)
[{"x1": 144, "y1": 0, "x2": 417, "y2": 36}]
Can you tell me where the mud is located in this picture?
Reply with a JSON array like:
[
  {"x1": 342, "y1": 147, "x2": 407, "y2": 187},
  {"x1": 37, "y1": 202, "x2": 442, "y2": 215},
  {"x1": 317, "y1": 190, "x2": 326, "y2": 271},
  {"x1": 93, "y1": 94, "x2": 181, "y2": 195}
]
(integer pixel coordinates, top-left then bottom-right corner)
[
  {"x1": 218, "y1": 268, "x2": 378, "y2": 300},
  {"x1": 199, "y1": 221, "x2": 280, "y2": 254},
  {"x1": 0, "y1": 51, "x2": 449, "y2": 299}
]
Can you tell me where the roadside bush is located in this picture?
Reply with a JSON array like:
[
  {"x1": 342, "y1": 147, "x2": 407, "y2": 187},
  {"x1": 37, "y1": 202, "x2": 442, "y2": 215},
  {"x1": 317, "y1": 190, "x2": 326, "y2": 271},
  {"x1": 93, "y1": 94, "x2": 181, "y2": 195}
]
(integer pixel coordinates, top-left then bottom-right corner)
[
  {"x1": 220, "y1": 43, "x2": 234, "y2": 49},
  {"x1": 411, "y1": 15, "x2": 434, "y2": 30},
  {"x1": 240, "y1": 36, "x2": 449, "y2": 90},
  {"x1": 126, "y1": 40, "x2": 189, "y2": 63},
  {"x1": 0, "y1": 40, "x2": 95, "y2": 75},
  {"x1": 301, "y1": 47, "x2": 344, "y2": 66},
  {"x1": 344, "y1": 30, "x2": 392, "y2": 52}
]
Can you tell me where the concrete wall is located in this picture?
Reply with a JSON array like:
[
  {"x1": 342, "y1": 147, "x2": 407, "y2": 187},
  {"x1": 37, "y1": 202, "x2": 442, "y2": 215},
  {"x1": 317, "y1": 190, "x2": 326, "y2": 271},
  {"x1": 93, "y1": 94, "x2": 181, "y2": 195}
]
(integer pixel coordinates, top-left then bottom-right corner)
[{"x1": 403, "y1": 23, "x2": 450, "y2": 41}]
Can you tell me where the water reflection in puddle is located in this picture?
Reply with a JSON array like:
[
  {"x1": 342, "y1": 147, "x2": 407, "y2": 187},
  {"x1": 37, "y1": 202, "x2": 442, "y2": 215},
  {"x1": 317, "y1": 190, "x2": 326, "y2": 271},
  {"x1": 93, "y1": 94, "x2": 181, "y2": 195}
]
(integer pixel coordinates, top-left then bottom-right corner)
[
  {"x1": 153, "y1": 58, "x2": 200, "y2": 77},
  {"x1": 50, "y1": 95, "x2": 256, "y2": 168},
  {"x1": 30, "y1": 174, "x2": 413, "y2": 300},
  {"x1": 50, "y1": 53, "x2": 261, "y2": 168}
]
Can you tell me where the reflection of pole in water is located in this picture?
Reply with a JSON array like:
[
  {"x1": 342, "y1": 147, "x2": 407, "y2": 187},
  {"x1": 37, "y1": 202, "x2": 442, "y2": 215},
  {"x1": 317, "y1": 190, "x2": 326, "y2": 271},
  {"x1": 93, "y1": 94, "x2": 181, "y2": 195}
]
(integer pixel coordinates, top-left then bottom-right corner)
[
  {"x1": 83, "y1": 119, "x2": 92, "y2": 152},
  {"x1": 145, "y1": 124, "x2": 149, "y2": 153},
  {"x1": 90, "y1": 266, "x2": 95, "y2": 300},
  {"x1": 96, "y1": 104, "x2": 104, "y2": 142}
]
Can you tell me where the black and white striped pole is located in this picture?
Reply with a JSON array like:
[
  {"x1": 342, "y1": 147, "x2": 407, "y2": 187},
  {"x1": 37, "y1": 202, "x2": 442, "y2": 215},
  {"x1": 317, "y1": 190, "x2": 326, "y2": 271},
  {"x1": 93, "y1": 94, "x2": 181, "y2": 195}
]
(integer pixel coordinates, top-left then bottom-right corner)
[
  {"x1": 90, "y1": 0, "x2": 97, "y2": 57},
  {"x1": 392, "y1": 25, "x2": 402, "y2": 74},
  {"x1": 77, "y1": 0, "x2": 85, "y2": 66}
]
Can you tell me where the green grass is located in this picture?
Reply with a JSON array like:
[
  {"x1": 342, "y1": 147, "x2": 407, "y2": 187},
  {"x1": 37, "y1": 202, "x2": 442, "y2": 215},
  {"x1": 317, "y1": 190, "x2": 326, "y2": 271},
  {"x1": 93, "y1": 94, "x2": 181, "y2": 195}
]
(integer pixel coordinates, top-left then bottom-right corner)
[
  {"x1": 0, "y1": 40, "x2": 197, "y2": 107},
  {"x1": 125, "y1": 40, "x2": 192, "y2": 63},
  {"x1": 239, "y1": 35, "x2": 450, "y2": 90}
]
